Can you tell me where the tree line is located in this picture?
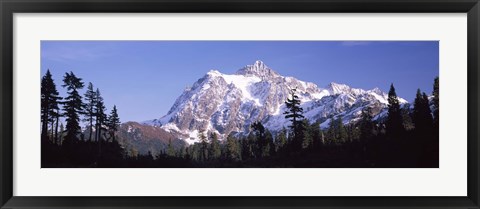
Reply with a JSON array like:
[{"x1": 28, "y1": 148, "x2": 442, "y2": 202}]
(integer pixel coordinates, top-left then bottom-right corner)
[
  {"x1": 42, "y1": 68, "x2": 439, "y2": 168},
  {"x1": 41, "y1": 70, "x2": 122, "y2": 167}
]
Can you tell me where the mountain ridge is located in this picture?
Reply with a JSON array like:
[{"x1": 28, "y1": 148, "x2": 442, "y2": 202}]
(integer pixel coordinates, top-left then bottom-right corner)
[{"x1": 142, "y1": 60, "x2": 408, "y2": 145}]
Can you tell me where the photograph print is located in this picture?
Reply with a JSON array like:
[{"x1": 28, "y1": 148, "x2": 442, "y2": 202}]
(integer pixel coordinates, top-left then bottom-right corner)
[{"x1": 41, "y1": 41, "x2": 439, "y2": 168}]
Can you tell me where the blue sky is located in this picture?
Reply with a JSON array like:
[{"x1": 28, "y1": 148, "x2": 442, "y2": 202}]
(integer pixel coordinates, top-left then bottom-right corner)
[{"x1": 41, "y1": 41, "x2": 439, "y2": 122}]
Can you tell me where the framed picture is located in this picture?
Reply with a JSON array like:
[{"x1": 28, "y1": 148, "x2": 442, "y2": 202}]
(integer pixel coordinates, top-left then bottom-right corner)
[{"x1": 1, "y1": 0, "x2": 479, "y2": 208}]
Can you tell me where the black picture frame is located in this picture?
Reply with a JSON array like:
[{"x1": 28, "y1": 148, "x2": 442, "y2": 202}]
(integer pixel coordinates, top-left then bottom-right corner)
[{"x1": 1, "y1": 0, "x2": 479, "y2": 208}]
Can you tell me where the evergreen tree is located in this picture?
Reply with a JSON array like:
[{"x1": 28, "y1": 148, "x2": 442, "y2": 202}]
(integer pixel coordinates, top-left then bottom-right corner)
[
  {"x1": 188, "y1": 145, "x2": 199, "y2": 161},
  {"x1": 359, "y1": 107, "x2": 374, "y2": 140},
  {"x1": 309, "y1": 121, "x2": 323, "y2": 148},
  {"x1": 347, "y1": 124, "x2": 360, "y2": 142},
  {"x1": 41, "y1": 70, "x2": 61, "y2": 142},
  {"x1": 320, "y1": 129, "x2": 325, "y2": 145},
  {"x1": 58, "y1": 123, "x2": 65, "y2": 145},
  {"x1": 423, "y1": 93, "x2": 433, "y2": 121},
  {"x1": 413, "y1": 89, "x2": 434, "y2": 135},
  {"x1": 62, "y1": 71, "x2": 84, "y2": 144},
  {"x1": 401, "y1": 104, "x2": 414, "y2": 131},
  {"x1": 107, "y1": 105, "x2": 121, "y2": 141},
  {"x1": 84, "y1": 82, "x2": 97, "y2": 141},
  {"x1": 92, "y1": 89, "x2": 107, "y2": 166},
  {"x1": 180, "y1": 146, "x2": 188, "y2": 159},
  {"x1": 386, "y1": 83, "x2": 404, "y2": 139},
  {"x1": 251, "y1": 121, "x2": 266, "y2": 157},
  {"x1": 246, "y1": 132, "x2": 256, "y2": 159},
  {"x1": 198, "y1": 130, "x2": 208, "y2": 161},
  {"x1": 301, "y1": 119, "x2": 313, "y2": 149},
  {"x1": 209, "y1": 132, "x2": 221, "y2": 159},
  {"x1": 49, "y1": 106, "x2": 61, "y2": 143},
  {"x1": 263, "y1": 129, "x2": 275, "y2": 157},
  {"x1": 413, "y1": 89, "x2": 423, "y2": 123},
  {"x1": 283, "y1": 88, "x2": 305, "y2": 149},
  {"x1": 275, "y1": 127, "x2": 288, "y2": 152},
  {"x1": 251, "y1": 121, "x2": 266, "y2": 139},
  {"x1": 432, "y1": 77, "x2": 439, "y2": 129},
  {"x1": 226, "y1": 134, "x2": 241, "y2": 161},
  {"x1": 335, "y1": 117, "x2": 348, "y2": 143},
  {"x1": 94, "y1": 88, "x2": 107, "y2": 141},
  {"x1": 54, "y1": 108, "x2": 61, "y2": 144},
  {"x1": 326, "y1": 116, "x2": 337, "y2": 144}
]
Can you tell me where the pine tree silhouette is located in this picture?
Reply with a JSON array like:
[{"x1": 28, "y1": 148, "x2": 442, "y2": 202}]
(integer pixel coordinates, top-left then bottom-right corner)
[
  {"x1": 107, "y1": 105, "x2": 121, "y2": 141},
  {"x1": 386, "y1": 83, "x2": 404, "y2": 139},
  {"x1": 283, "y1": 88, "x2": 305, "y2": 150},
  {"x1": 41, "y1": 70, "x2": 61, "y2": 143},
  {"x1": 84, "y1": 82, "x2": 97, "y2": 141},
  {"x1": 62, "y1": 71, "x2": 84, "y2": 144}
]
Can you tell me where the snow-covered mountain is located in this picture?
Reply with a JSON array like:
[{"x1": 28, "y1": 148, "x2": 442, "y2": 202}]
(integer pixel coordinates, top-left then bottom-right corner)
[{"x1": 144, "y1": 60, "x2": 407, "y2": 144}]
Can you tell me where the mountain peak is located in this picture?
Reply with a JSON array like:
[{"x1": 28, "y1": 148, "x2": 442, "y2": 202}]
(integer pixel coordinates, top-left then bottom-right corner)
[
  {"x1": 235, "y1": 60, "x2": 280, "y2": 79},
  {"x1": 369, "y1": 87, "x2": 383, "y2": 95},
  {"x1": 253, "y1": 60, "x2": 266, "y2": 67},
  {"x1": 328, "y1": 82, "x2": 344, "y2": 87},
  {"x1": 326, "y1": 82, "x2": 351, "y2": 94},
  {"x1": 207, "y1": 69, "x2": 222, "y2": 76}
]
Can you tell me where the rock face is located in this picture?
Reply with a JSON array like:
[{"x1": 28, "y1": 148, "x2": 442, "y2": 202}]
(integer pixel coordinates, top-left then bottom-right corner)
[{"x1": 144, "y1": 60, "x2": 407, "y2": 144}]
